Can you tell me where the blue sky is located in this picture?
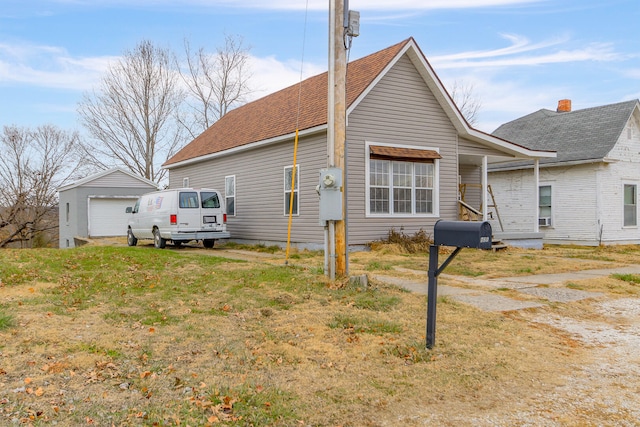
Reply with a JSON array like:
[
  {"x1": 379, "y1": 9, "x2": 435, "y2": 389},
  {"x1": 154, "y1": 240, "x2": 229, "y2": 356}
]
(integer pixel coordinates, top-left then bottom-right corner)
[{"x1": 1, "y1": 0, "x2": 638, "y2": 133}]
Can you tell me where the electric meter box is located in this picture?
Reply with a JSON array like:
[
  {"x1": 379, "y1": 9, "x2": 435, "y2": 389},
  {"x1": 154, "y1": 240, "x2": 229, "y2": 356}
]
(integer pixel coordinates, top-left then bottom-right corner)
[
  {"x1": 347, "y1": 11, "x2": 360, "y2": 37},
  {"x1": 318, "y1": 168, "x2": 343, "y2": 221}
]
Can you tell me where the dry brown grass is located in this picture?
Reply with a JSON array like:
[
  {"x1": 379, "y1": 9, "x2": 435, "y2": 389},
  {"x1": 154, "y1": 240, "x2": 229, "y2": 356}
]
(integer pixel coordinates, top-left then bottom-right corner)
[{"x1": 1, "y1": 243, "x2": 639, "y2": 425}]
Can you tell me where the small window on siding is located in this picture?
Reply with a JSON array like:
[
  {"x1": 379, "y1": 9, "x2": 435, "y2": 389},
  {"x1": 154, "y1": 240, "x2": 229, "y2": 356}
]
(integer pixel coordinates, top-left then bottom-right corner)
[
  {"x1": 284, "y1": 165, "x2": 299, "y2": 216},
  {"x1": 539, "y1": 185, "x2": 552, "y2": 226},
  {"x1": 225, "y1": 175, "x2": 236, "y2": 216},
  {"x1": 624, "y1": 184, "x2": 637, "y2": 227},
  {"x1": 66, "y1": 202, "x2": 70, "y2": 223},
  {"x1": 183, "y1": 177, "x2": 189, "y2": 188}
]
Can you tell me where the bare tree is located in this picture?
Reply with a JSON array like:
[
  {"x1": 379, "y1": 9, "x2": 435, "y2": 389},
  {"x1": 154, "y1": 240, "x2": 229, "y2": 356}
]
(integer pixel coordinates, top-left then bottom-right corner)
[
  {"x1": 0, "y1": 125, "x2": 83, "y2": 247},
  {"x1": 179, "y1": 34, "x2": 252, "y2": 138},
  {"x1": 78, "y1": 40, "x2": 184, "y2": 183},
  {"x1": 450, "y1": 80, "x2": 482, "y2": 126}
]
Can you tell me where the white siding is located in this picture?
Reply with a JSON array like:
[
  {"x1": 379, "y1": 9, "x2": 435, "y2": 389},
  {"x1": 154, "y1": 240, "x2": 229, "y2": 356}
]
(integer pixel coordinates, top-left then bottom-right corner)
[
  {"x1": 597, "y1": 116, "x2": 640, "y2": 243},
  {"x1": 596, "y1": 164, "x2": 640, "y2": 245},
  {"x1": 487, "y1": 169, "x2": 537, "y2": 233},
  {"x1": 489, "y1": 165, "x2": 599, "y2": 242},
  {"x1": 490, "y1": 124, "x2": 640, "y2": 247}
]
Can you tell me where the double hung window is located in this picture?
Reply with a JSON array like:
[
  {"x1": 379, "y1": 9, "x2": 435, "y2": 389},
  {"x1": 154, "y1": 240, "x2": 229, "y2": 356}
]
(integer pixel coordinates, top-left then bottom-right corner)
[
  {"x1": 225, "y1": 175, "x2": 236, "y2": 216},
  {"x1": 284, "y1": 165, "x2": 299, "y2": 215},
  {"x1": 538, "y1": 185, "x2": 552, "y2": 226},
  {"x1": 624, "y1": 184, "x2": 637, "y2": 227}
]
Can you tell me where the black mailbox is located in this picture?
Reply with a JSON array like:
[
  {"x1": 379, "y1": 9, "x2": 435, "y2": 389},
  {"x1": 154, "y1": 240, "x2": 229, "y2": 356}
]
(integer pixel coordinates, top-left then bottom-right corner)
[{"x1": 433, "y1": 220, "x2": 492, "y2": 249}]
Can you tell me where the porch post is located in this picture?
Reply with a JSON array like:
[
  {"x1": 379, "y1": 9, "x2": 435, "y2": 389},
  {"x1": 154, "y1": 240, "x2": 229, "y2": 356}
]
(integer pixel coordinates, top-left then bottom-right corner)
[
  {"x1": 482, "y1": 155, "x2": 488, "y2": 221},
  {"x1": 534, "y1": 159, "x2": 540, "y2": 232}
]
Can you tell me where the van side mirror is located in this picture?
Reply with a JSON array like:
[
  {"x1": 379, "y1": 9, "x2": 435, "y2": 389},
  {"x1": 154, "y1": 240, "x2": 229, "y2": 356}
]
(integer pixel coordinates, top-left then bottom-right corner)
[{"x1": 125, "y1": 207, "x2": 133, "y2": 213}]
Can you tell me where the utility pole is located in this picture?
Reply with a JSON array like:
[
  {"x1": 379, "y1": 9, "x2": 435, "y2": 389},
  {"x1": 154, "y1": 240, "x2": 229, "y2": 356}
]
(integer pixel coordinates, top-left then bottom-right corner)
[{"x1": 328, "y1": 0, "x2": 347, "y2": 277}]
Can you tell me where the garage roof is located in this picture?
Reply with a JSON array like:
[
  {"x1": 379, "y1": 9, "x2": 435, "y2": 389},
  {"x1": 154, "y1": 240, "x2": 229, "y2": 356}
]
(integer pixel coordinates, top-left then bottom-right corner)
[{"x1": 57, "y1": 168, "x2": 158, "y2": 192}]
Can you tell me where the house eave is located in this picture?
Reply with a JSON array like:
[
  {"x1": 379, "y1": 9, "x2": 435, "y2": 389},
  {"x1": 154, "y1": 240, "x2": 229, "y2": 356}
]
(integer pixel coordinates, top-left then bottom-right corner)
[
  {"x1": 164, "y1": 124, "x2": 327, "y2": 170},
  {"x1": 464, "y1": 129, "x2": 557, "y2": 159},
  {"x1": 489, "y1": 157, "x2": 615, "y2": 172},
  {"x1": 57, "y1": 167, "x2": 158, "y2": 193}
]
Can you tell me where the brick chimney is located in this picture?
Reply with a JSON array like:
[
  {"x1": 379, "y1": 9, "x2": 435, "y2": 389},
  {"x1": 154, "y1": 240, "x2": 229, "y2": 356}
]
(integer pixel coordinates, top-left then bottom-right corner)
[{"x1": 557, "y1": 99, "x2": 572, "y2": 112}]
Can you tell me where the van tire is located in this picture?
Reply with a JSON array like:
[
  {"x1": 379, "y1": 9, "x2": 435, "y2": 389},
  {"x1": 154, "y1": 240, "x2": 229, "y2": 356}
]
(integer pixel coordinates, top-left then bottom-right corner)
[
  {"x1": 203, "y1": 239, "x2": 215, "y2": 248},
  {"x1": 153, "y1": 228, "x2": 166, "y2": 249},
  {"x1": 127, "y1": 228, "x2": 138, "y2": 247}
]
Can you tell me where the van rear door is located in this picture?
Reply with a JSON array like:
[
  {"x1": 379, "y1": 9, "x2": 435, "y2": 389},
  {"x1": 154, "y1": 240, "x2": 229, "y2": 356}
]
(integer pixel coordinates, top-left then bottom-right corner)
[
  {"x1": 176, "y1": 191, "x2": 201, "y2": 231},
  {"x1": 200, "y1": 190, "x2": 225, "y2": 231}
]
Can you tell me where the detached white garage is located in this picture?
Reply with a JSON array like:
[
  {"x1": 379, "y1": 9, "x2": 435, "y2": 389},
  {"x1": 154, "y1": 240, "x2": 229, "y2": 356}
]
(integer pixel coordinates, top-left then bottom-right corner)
[{"x1": 58, "y1": 168, "x2": 158, "y2": 248}]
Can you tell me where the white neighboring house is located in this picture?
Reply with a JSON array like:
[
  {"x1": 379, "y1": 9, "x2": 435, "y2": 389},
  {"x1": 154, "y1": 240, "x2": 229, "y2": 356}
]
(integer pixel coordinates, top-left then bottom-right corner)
[
  {"x1": 488, "y1": 99, "x2": 640, "y2": 245},
  {"x1": 58, "y1": 168, "x2": 158, "y2": 248}
]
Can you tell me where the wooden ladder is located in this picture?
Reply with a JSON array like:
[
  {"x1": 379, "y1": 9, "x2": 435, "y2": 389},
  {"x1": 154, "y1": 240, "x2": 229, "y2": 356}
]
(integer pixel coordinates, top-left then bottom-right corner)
[
  {"x1": 486, "y1": 185, "x2": 504, "y2": 232},
  {"x1": 458, "y1": 184, "x2": 504, "y2": 232}
]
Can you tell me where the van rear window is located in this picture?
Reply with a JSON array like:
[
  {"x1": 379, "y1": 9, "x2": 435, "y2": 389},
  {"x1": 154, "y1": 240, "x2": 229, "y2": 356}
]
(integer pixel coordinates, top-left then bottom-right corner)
[
  {"x1": 179, "y1": 192, "x2": 199, "y2": 208},
  {"x1": 201, "y1": 192, "x2": 221, "y2": 208}
]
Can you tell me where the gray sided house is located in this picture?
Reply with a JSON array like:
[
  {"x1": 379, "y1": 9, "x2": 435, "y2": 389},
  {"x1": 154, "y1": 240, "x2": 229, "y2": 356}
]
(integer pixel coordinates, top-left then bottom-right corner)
[
  {"x1": 163, "y1": 38, "x2": 555, "y2": 249},
  {"x1": 58, "y1": 168, "x2": 158, "y2": 248},
  {"x1": 489, "y1": 99, "x2": 640, "y2": 245}
]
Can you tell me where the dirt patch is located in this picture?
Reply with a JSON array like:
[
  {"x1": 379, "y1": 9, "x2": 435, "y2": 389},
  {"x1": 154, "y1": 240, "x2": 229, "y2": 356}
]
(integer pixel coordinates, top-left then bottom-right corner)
[{"x1": 1, "y1": 281, "x2": 57, "y2": 302}]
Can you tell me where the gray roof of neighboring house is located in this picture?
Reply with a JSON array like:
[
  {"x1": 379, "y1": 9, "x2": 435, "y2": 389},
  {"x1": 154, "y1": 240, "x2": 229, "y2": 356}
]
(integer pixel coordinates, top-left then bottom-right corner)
[{"x1": 491, "y1": 99, "x2": 639, "y2": 169}]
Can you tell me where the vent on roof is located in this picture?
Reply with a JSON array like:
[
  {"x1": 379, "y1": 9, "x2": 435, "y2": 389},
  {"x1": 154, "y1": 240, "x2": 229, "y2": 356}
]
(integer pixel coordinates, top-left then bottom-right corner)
[{"x1": 557, "y1": 99, "x2": 572, "y2": 113}]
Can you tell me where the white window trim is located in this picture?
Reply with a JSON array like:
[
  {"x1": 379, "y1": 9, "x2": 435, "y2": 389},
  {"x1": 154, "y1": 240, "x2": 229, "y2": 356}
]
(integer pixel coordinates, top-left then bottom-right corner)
[
  {"x1": 225, "y1": 175, "x2": 236, "y2": 216},
  {"x1": 365, "y1": 141, "x2": 439, "y2": 218},
  {"x1": 182, "y1": 177, "x2": 189, "y2": 188},
  {"x1": 623, "y1": 182, "x2": 638, "y2": 228},
  {"x1": 284, "y1": 164, "x2": 300, "y2": 216},
  {"x1": 538, "y1": 183, "x2": 553, "y2": 227}
]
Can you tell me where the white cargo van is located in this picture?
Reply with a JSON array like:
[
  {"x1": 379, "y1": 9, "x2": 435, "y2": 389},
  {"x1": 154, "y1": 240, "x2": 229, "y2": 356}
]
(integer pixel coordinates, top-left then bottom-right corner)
[{"x1": 126, "y1": 188, "x2": 230, "y2": 248}]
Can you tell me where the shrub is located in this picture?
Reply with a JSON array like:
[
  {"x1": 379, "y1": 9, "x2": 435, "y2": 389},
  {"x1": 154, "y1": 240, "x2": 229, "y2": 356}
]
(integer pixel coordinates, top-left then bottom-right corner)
[{"x1": 371, "y1": 228, "x2": 433, "y2": 253}]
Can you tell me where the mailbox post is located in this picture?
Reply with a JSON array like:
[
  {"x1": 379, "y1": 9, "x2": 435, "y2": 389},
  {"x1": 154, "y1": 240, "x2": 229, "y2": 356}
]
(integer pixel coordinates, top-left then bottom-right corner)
[{"x1": 427, "y1": 220, "x2": 493, "y2": 349}]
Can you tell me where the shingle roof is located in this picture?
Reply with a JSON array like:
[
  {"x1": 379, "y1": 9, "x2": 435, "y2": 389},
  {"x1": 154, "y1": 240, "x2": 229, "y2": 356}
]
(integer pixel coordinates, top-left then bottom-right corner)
[
  {"x1": 492, "y1": 99, "x2": 639, "y2": 166},
  {"x1": 164, "y1": 38, "x2": 412, "y2": 166}
]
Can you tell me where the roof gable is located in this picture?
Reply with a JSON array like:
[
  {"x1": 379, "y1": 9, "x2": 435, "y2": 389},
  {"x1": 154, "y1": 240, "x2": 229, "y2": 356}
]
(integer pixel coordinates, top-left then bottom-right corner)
[
  {"x1": 493, "y1": 100, "x2": 640, "y2": 164},
  {"x1": 58, "y1": 168, "x2": 158, "y2": 192}
]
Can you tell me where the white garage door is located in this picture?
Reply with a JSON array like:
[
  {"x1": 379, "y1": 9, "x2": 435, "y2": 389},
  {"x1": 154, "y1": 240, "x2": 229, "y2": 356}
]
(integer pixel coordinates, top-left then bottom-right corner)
[{"x1": 88, "y1": 198, "x2": 136, "y2": 237}]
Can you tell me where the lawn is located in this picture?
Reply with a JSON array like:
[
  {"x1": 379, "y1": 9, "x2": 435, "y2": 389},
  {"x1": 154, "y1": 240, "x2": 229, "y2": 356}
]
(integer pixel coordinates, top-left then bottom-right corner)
[{"x1": 1, "y1": 243, "x2": 639, "y2": 425}]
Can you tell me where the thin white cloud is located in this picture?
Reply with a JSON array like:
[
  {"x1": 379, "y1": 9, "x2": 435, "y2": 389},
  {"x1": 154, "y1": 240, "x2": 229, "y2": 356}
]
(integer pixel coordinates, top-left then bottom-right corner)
[
  {"x1": 0, "y1": 42, "x2": 115, "y2": 90},
  {"x1": 431, "y1": 34, "x2": 622, "y2": 69},
  {"x1": 0, "y1": 39, "x2": 326, "y2": 98},
  {"x1": 434, "y1": 33, "x2": 566, "y2": 61}
]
